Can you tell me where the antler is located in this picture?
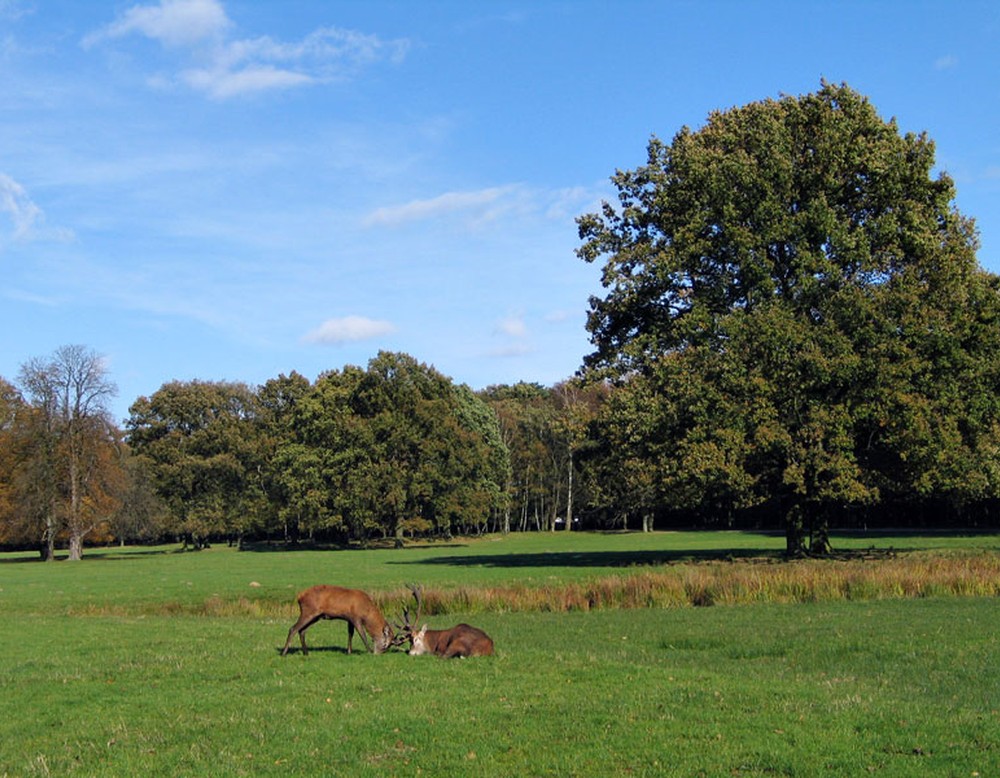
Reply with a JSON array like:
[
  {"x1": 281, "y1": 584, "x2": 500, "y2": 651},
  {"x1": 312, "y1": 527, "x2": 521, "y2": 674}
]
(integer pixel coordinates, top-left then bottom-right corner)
[
  {"x1": 388, "y1": 584, "x2": 424, "y2": 648},
  {"x1": 407, "y1": 583, "x2": 424, "y2": 627}
]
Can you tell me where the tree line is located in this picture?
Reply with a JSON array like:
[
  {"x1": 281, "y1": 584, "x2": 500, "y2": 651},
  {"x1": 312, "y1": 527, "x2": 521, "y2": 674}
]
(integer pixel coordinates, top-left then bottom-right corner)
[
  {"x1": 2, "y1": 83, "x2": 998, "y2": 558},
  {"x1": 0, "y1": 348, "x2": 610, "y2": 557}
]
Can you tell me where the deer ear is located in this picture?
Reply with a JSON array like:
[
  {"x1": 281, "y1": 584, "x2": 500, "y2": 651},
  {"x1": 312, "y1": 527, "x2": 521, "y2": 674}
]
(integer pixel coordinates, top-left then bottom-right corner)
[{"x1": 418, "y1": 625, "x2": 428, "y2": 636}]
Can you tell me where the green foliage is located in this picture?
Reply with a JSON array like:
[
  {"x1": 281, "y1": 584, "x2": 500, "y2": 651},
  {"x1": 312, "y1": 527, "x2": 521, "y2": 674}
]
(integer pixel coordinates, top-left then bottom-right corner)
[
  {"x1": 579, "y1": 82, "x2": 1000, "y2": 549},
  {"x1": 481, "y1": 381, "x2": 604, "y2": 532},
  {"x1": 127, "y1": 380, "x2": 266, "y2": 546},
  {"x1": 122, "y1": 356, "x2": 512, "y2": 545},
  {"x1": 258, "y1": 352, "x2": 508, "y2": 542}
]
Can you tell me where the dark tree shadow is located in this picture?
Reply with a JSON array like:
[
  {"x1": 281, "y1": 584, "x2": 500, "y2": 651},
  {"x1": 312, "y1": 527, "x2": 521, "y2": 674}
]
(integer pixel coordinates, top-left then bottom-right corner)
[
  {"x1": 275, "y1": 645, "x2": 352, "y2": 656},
  {"x1": 388, "y1": 548, "x2": 783, "y2": 569}
]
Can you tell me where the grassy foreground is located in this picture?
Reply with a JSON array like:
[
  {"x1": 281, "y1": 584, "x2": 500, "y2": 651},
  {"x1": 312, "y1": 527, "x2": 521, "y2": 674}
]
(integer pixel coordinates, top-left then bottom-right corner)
[{"x1": 1, "y1": 531, "x2": 999, "y2": 776}]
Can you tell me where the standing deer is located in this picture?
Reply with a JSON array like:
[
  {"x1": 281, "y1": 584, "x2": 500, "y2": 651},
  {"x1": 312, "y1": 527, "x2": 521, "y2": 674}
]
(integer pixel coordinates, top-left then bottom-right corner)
[
  {"x1": 393, "y1": 585, "x2": 494, "y2": 658},
  {"x1": 281, "y1": 585, "x2": 395, "y2": 656}
]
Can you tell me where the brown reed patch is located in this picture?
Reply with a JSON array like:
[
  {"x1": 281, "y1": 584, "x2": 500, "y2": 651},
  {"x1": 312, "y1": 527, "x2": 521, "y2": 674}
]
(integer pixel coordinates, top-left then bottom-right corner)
[{"x1": 372, "y1": 550, "x2": 1000, "y2": 616}]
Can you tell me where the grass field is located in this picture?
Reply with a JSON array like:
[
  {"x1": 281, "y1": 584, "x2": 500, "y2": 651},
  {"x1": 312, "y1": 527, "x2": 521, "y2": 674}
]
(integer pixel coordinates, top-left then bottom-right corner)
[{"x1": 2, "y1": 530, "x2": 999, "y2": 776}]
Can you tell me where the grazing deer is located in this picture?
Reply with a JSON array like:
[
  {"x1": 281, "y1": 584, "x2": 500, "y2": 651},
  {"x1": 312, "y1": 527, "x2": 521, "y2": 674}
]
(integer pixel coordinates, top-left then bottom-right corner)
[
  {"x1": 393, "y1": 585, "x2": 494, "y2": 658},
  {"x1": 281, "y1": 585, "x2": 394, "y2": 656}
]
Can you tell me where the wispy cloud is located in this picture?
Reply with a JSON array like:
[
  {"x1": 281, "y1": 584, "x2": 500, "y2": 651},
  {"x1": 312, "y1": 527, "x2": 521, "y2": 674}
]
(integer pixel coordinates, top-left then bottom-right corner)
[
  {"x1": 363, "y1": 186, "x2": 519, "y2": 228},
  {"x1": 0, "y1": 0, "x2": 32, "y2": 22},
  {"x1": 487, "y1": 342, "x2": 533, "y2": 358},
  {"x1": 84, "y1": 0, "x2": 230, "y2": 47},
  {"x1": 84, "y1": 0, "x2": 409, "y2": 99},
  {"x1": 180, "y1": 65, "x2": 312, "y2": 99},
  {"x1": 304, "y1": 315, "x2": 396, "y2": 345},
  {"x1": 363, "y1": 184, "x2": 598, "y2": 229},
  {"x1": 496, "y1": 313, "x2": 528, "y2": 339},
  {"x1": 934, "y1": 54, "x2": 958, "y2": 71},
  {"x1": 4, "y1": 287, "x2": 61, "y2": 306},
  {"x1": 0, "y1": 172, "x2": 41, "y2": 241},
  {"x1": 486, "y1": 313, "x2": 533, "y2": 358}
]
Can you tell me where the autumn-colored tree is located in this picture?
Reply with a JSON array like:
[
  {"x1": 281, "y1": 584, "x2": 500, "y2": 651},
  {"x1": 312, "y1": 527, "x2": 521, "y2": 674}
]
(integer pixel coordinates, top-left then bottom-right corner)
[
  {"x1": 0, "y1": 377, "x2": 25, "y2": 544},
  {"x1": 16, "y1": 346, "x2": 121, "y2": 560}
]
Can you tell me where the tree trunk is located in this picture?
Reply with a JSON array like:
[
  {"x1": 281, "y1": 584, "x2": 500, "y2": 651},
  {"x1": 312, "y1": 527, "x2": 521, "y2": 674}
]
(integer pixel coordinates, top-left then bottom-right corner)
[
  {"x1": 785, "y1": 504, "x2": 805, "y2": 557},
  {"x1": 42, "y1": 509, "x2": 57, "y2": 561},
  {"x1": 809, "y1": 511, "x2": 833, "y2": 556},
  {"x1": 502, "y1": 475, "x2": 512, "y2": 534},
  {"x1": 563, "y1": 452, "x2": 573, "y2": 531},
  {"x1": 68, "y1": 532, "x2": 83, "y2": 561}
]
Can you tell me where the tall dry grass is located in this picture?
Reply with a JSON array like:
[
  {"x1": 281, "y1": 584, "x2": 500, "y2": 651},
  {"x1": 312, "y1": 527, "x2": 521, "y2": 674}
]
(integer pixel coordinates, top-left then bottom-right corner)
[
  {"x1": 372, "y1": 551, "x2": 1000, "y2": 616},
  {"x1": 71, "y1": 551, "x2": 1000, "y2": 619}
]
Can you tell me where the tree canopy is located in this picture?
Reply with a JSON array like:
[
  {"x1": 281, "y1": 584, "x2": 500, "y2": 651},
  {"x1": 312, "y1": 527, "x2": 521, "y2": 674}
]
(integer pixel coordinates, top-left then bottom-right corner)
[{"x1": 578, "y1": 82, "x2": 1000, "y2": 552}]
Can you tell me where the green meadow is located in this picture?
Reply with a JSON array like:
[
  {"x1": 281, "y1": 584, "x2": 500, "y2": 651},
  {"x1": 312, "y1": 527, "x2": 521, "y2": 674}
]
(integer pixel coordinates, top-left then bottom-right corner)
[{"x1": 2, "y1": 531, "x2": 999, "y2": 776}]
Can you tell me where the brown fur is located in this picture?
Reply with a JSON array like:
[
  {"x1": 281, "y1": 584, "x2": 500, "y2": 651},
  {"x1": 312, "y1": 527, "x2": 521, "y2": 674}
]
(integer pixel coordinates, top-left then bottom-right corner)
[
  {"x1": 281, "y1": 585, "x2": 394, "y2": 656},
  {"x1": 408, "y1": 623, "x2": 494, "y2": 658}
]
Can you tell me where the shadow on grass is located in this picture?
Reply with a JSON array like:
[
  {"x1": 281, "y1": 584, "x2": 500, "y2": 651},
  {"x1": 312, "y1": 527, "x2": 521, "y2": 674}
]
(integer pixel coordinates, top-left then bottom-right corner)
[
  {"x1": 389, "y1": 548, "x2": 783, "y2": 569},
  {"x1": 0, "y1": 547, "x2": 174, "y2": 564},
  {"x1": 275, "y1": 645, "x2": 355, "y2": 656},
  {"x1": 831, "y1": 528, "x2": 1000, "y2": 539},
  {"x1": 241, "y1": 540, "x2": 471, "y2": 553}
]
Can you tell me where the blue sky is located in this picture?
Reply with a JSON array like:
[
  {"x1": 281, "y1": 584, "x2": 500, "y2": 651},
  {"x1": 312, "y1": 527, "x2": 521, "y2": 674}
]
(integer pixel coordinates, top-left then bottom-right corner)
[{"x1": 2, "y1": 1, "x2": 998, "y2": 423}]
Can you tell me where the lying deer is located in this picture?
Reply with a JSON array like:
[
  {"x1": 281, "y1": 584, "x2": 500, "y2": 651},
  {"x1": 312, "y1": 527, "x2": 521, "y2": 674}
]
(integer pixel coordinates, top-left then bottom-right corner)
[
  {"x1": 393, "y1": 585, "x2": 494, "y2": 658},
  {"x1": 281, "y1": 585, "x2": 394, "y2": 656}
]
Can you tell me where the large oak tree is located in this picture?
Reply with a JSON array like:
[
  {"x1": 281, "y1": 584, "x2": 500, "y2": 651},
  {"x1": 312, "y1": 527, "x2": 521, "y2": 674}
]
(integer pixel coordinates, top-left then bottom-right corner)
[{"x1": 578, "y1": 82, "x2": 1000, "y2": 552}]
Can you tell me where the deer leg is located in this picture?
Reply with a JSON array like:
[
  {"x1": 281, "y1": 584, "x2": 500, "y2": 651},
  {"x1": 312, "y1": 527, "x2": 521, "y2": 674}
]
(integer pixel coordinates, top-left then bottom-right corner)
[
  {"x1": 282, "y1": 614, "x2": 319, "y2": 656},
  {"x1": 347, "y1": 621, "x2": 354, "y2": 654}
]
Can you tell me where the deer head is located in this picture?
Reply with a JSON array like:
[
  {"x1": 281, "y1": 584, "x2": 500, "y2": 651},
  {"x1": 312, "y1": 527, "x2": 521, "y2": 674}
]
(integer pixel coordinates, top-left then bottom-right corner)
[
  {"x1": 390, "y1": 584, "x2": 424, "y2": 650},
  {"x1": 408, "y1": 625, "x2": 433, "y2": 656}
]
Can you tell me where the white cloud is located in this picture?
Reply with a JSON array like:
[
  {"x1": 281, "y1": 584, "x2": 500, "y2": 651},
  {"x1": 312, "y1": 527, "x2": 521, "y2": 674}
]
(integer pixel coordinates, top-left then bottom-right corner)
[
  {"x1": 304, "y1": 315, "x2": 396, "y2": 345},
  {"x1": 485, "y1": 314, "x2": 533, "y2": 358},
  {"x1": 0, "y1": 172, "x2": 42, "y2": 241},
  {"x1": 84, "y1": 0, "x2": 230, "y2": 48},
  {"x1": 363, "y1": 184, "x2": 603, "y2": 229},
  {"x1": 934, "y1": 54, "x2": 958, "y2": 70},
  {"x1": 363, "y1": 186, "x2": 522, "y2": 228},
  {"x1": 220, "y1": 27, "x2": 405, "y2": 71},
  {"x1": 84, "y1": 1, "x2": 409, "y2": 99},
  {"x1": 0, "y1": 174, "x2": 74, "y2": 250},
  {"x1": 496, "y1": 314, "x2": 528, "y2": 338},
  {"x1": 181, "y1": 64, "x2": 313, "y2": 99}
]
